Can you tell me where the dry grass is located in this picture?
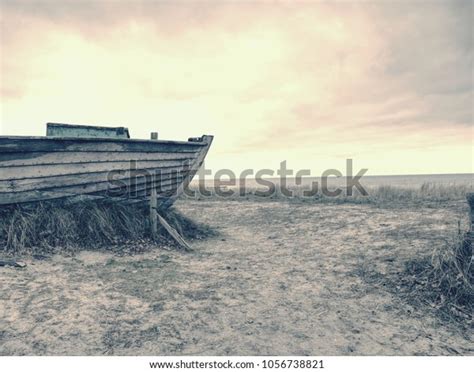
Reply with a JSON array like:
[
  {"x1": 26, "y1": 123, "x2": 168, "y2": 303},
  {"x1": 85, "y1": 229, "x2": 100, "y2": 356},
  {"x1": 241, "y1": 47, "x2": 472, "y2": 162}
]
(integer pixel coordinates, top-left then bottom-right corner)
[
  {"x1": 0, "y1": 201, "x2": 215, "y2": 256},
  {"x1": 188, "y1": 182, "x2": 473, "y2": 206},
  {"x1": 361, "y1": 183, "x2": 473, "y2": 204},
  {"x1": 396, "y1": 230, "x2": 473, "y2": 324},
  {"x1": 358, "y1": 226, "x2": 473, "y2": 329}
]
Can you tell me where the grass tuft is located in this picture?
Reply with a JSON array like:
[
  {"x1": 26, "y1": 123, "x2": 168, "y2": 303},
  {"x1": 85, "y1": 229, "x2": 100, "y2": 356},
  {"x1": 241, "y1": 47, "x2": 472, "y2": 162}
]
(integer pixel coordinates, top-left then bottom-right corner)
[
  {"x1": 391, "y1": 229, "x2": 473, "y2": 326},
  {"x1": 0, "y1": 201, "x2": 215, "y2": 256}
]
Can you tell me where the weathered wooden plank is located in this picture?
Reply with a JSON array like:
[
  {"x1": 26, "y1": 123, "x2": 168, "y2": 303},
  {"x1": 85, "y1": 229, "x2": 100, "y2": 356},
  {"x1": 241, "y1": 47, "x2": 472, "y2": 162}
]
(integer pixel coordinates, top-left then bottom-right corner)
[
  {"x1": 0, "y1": 151, "x2": 197, "y2": 167},
  {"x1": 0, "y1": 159, "x2": 193, "y2": 181},
  {"x1": 0, "y1": 136, "x2": 206, "y2": 153},
  {"x1": 0, "y1": 182, "x2": 182, "y2": 205},
  {"x1": 0, "y1": 171, "x2": 185, "y2": 204},
  {"x1": 64, "y1": 194, "x2": 149, "y2": 206},
  {"x1": 103, "y1": 181, "x2": 180, "y2": 199},
  {"x1": 123, "y1": 179, "x2": 182, "y2": 197},
  {"x1": 46, "y1": 122, "x2": 130, "y2": 139},
  {"x1": 63, "y1": 193, "x2": 146, "y2": 205},
  {"x1": 35, "y1": 175, "x2": 186, "y2": 198},
  {"x1": 0, "y1": 190, "x2": 88, "y2": 204},
  {"x1": 0, "y1": 190, "x2": 136, "y2": 205},
  {"x1": 106, "y1": 182, "x2": 182, "y2": 200},
  {"x1": 0, "y1": 166, "x2": 190, "y2": 193}
]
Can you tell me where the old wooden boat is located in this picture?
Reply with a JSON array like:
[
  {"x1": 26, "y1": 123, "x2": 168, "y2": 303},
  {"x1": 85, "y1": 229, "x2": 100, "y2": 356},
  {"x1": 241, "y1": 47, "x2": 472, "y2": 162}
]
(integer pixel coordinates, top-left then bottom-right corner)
[{"x1": 0, "y1": 123, "x2": 213, "y2": 207}]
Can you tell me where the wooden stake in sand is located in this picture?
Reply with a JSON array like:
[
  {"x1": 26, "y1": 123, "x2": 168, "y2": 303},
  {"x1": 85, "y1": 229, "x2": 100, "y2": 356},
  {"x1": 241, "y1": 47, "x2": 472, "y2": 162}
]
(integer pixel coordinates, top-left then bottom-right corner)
[
  {"x1": 149, "y1": 185, "x2": 192, "y2": 251},
  {"x1": 150, "y1": 185, "x2": 158, "y2": 239},
  {"x1": 155, "y1": 211, "x2": 193, "y2": 251},
  {"x1": 466, "y1": 193, "x2": 474, "y2": 243}
]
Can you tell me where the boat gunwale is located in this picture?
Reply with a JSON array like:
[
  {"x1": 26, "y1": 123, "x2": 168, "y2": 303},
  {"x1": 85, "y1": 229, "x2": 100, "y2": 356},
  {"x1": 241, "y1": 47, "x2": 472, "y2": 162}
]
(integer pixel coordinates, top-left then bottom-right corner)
[{"x1": 0, "y1": 135, "x2": 208, "y2": 147}]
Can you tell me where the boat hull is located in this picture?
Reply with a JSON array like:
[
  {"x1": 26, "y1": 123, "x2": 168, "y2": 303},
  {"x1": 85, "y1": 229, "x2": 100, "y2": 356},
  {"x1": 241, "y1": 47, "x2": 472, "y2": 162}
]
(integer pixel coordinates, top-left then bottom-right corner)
[{"x1": 0, "y1": 135, "x2": 213, "y2": 206}]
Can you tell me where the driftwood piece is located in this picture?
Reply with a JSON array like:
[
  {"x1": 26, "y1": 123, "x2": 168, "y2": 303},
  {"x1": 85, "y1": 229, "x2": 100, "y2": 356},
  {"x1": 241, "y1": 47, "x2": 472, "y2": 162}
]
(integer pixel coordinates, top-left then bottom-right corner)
[{"x1": 0, "y1": 260, "x2": 27, "y2": 268}]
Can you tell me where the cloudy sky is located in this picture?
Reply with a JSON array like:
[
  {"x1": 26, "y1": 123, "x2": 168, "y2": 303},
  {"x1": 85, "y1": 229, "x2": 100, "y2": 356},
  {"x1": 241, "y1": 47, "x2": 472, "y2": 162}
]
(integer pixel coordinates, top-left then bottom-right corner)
[{"x1": 0, "y1": 0, "x2": 472, "y2": 175}]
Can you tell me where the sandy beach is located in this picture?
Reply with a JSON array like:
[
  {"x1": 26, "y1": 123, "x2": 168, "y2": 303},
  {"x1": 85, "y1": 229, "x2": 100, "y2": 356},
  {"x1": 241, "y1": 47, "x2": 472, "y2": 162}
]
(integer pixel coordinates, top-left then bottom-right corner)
[{"x1": 0, "y1": 198, "x2": 472, "y2": 355}]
